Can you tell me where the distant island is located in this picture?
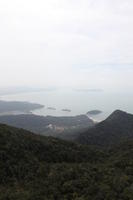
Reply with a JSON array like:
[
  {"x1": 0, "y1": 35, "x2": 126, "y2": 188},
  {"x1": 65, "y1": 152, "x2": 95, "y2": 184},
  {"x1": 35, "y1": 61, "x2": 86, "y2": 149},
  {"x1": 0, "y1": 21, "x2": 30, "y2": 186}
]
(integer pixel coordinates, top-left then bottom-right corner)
[
  {"x1": 47, "y1": 107, "x2": 56, "y2": 110},
  {"x1": 0, "y1": 100, "x2": 44, "y2": 115},
  {"x1": 0, "y1": 86, "x2": 57, "y2": 96},
  {"x1": 87, "y1": 110, "x2": 102, "y2": 115},
  {"x1": 74, "y1": 89, "x2": 103, "y2": 93},
  {"x1": 62, "y1": 109, "x2": 71, "y2": 112}
]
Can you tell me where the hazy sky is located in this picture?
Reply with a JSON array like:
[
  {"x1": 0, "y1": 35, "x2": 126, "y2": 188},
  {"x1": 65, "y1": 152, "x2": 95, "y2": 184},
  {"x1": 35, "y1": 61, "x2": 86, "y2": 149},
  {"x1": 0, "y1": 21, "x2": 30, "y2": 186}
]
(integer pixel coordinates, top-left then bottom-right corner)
[{"x1": 0, "y1": 0, "x2": 133, "y2": 91}]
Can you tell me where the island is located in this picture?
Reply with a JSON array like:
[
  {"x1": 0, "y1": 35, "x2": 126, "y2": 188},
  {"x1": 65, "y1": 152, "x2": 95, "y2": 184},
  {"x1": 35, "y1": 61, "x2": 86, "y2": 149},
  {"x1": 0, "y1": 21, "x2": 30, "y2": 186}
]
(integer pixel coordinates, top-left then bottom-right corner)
[
  {"x1": 62, "y1": 109, "x2": 71, "y2": 112},
  {"x1": 74, "y1": 89, "x2": 103, "y2": 92},
  {"x1": 87, "y1": 110, "x2": 102, "y2": 115},
  {"x1": 47, "y1": 107, "x2": 56, "y2": 110},
  {"x1": 0, "y1": 100, "x2": 44, "y2": 115}
]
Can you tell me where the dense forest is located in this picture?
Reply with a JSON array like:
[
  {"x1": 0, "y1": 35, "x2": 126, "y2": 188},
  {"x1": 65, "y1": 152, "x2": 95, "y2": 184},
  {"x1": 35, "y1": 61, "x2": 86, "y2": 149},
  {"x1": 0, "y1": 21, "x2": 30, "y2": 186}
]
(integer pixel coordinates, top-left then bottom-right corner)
[{"x1": 0, "y1": 118, "x2": 133, "y2": 199}]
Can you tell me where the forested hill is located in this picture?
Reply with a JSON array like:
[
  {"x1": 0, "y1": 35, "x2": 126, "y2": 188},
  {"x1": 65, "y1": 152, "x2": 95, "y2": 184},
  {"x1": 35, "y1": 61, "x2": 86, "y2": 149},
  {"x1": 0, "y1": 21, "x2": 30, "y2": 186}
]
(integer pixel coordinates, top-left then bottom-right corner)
[
  {"x1": 0, "y1": 123, "x2": 106, "y2": 199},
  {"x1": 0, "y1": 124, "x2": 103, "y2": 164},
  {"x1": 77, "y1": 110, "x2": 133, "y2": 147},
  {"x1": 1, "y1": 123, "x2": 133, "y2": 199}
]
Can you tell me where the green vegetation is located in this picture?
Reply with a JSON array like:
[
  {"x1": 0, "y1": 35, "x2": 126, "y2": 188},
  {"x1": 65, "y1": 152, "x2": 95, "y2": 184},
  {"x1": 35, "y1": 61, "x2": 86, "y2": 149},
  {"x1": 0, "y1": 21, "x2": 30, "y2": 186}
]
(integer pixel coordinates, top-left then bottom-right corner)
[
  {"x1": 0, "y1": 124, "x2": 106, "y2": 200},
  {"x1": 1, "y1": 110, "x2": 133, "y2": 199}
]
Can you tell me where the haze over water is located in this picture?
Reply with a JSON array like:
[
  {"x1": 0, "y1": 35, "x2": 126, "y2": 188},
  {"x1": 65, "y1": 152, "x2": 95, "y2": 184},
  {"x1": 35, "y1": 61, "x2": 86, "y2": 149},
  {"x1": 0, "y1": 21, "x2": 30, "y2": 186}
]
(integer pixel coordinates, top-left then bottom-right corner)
[
  {"x1": 1, "y1": 89, "x2": 133, "y2": 121},
  {"x1": 0, "y1": 1, "x2": 133, "y2": 103}
]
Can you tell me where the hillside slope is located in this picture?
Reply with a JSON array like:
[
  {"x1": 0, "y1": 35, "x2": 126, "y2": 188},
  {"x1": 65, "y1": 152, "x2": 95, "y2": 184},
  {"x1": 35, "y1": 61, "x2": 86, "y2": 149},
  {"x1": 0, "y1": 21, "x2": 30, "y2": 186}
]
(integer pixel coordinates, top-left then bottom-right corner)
[
  {"x1": 77, "y1": 110, "x2": 133, "y2": 147},
  {"x1": 0, "y1": 123, "x2": 105, "y2": 200},
  {"x1": 1, "y1": 122, "x2": 133, "y2": 199},
  {"x1": 0, "y1": 114, "x2": 94, "y2": 140}
]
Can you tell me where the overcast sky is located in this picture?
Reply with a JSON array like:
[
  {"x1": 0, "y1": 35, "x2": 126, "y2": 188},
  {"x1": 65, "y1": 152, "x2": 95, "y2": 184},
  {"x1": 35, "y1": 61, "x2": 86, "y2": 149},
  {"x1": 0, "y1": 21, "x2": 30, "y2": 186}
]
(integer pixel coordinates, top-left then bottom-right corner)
[{"x1": 0, "y1": 0, "x2": 133, "y2": 92}]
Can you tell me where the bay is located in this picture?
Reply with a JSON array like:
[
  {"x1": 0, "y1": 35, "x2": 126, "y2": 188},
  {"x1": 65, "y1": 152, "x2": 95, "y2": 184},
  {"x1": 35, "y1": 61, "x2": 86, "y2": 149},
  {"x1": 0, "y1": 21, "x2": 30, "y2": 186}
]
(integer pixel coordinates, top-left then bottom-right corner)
[{"x1": 1, "y1": 89, "x2": 133, "y2": 121}]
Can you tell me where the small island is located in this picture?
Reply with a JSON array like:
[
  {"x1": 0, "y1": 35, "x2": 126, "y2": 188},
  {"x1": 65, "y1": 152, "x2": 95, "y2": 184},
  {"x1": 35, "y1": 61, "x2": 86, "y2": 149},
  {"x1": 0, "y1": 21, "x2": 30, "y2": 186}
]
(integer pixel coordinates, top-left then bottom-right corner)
[
  {"x1": 62, "y1": 109, "x2": 71, "y2": 112},
  {"x1": 87, "y1": 110, "x2": 102, "y2": 115},
  {"x1": 47, "y1": 107, "x2": 56, "y2": 110}
]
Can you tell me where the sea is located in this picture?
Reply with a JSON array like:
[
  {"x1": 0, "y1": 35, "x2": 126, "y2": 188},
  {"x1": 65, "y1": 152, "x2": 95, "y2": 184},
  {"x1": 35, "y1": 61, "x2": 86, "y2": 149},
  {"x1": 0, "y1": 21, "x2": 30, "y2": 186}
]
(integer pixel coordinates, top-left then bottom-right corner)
[{"x1": 1, "y1": 89, "x2": 133, "y2": 122}]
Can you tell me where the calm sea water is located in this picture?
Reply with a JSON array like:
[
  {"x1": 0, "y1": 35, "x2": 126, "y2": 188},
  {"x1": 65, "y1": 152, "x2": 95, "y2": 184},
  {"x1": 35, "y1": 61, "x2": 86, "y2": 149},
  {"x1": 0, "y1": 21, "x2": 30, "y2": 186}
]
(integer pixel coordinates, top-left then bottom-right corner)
[{"x1": 1, "y1": 90, "x2": 133, "y2": 121}]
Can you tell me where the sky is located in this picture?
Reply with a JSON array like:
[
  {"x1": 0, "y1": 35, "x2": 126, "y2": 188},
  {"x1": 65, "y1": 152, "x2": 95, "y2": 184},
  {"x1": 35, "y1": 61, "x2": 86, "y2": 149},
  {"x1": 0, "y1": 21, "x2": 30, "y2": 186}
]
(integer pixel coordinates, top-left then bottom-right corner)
[{"x1": 0, "y1": 0, "x2": 133, "y2": 92}]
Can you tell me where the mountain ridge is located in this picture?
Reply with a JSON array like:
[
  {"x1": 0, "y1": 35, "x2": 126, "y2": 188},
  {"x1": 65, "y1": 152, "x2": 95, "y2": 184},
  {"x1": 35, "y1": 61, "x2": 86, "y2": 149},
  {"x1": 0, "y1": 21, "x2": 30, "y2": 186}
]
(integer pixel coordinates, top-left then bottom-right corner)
[{"x1": 77, "y1": 109, "x2": 133, "y2": 147}]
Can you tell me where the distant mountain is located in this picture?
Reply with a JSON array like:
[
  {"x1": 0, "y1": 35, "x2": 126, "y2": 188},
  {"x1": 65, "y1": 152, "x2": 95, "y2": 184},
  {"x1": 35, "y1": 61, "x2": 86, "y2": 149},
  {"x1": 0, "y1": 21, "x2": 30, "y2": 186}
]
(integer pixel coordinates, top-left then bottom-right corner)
[
  {"x1": 0, "y1": 114, "x2": 94, "y2": 140},
  {"x1": 0, "y1": 86, "x2": 55, "y2": 95},
  {"x1": 77, "y1": 110, "x2": 133, "y2": 147}
]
